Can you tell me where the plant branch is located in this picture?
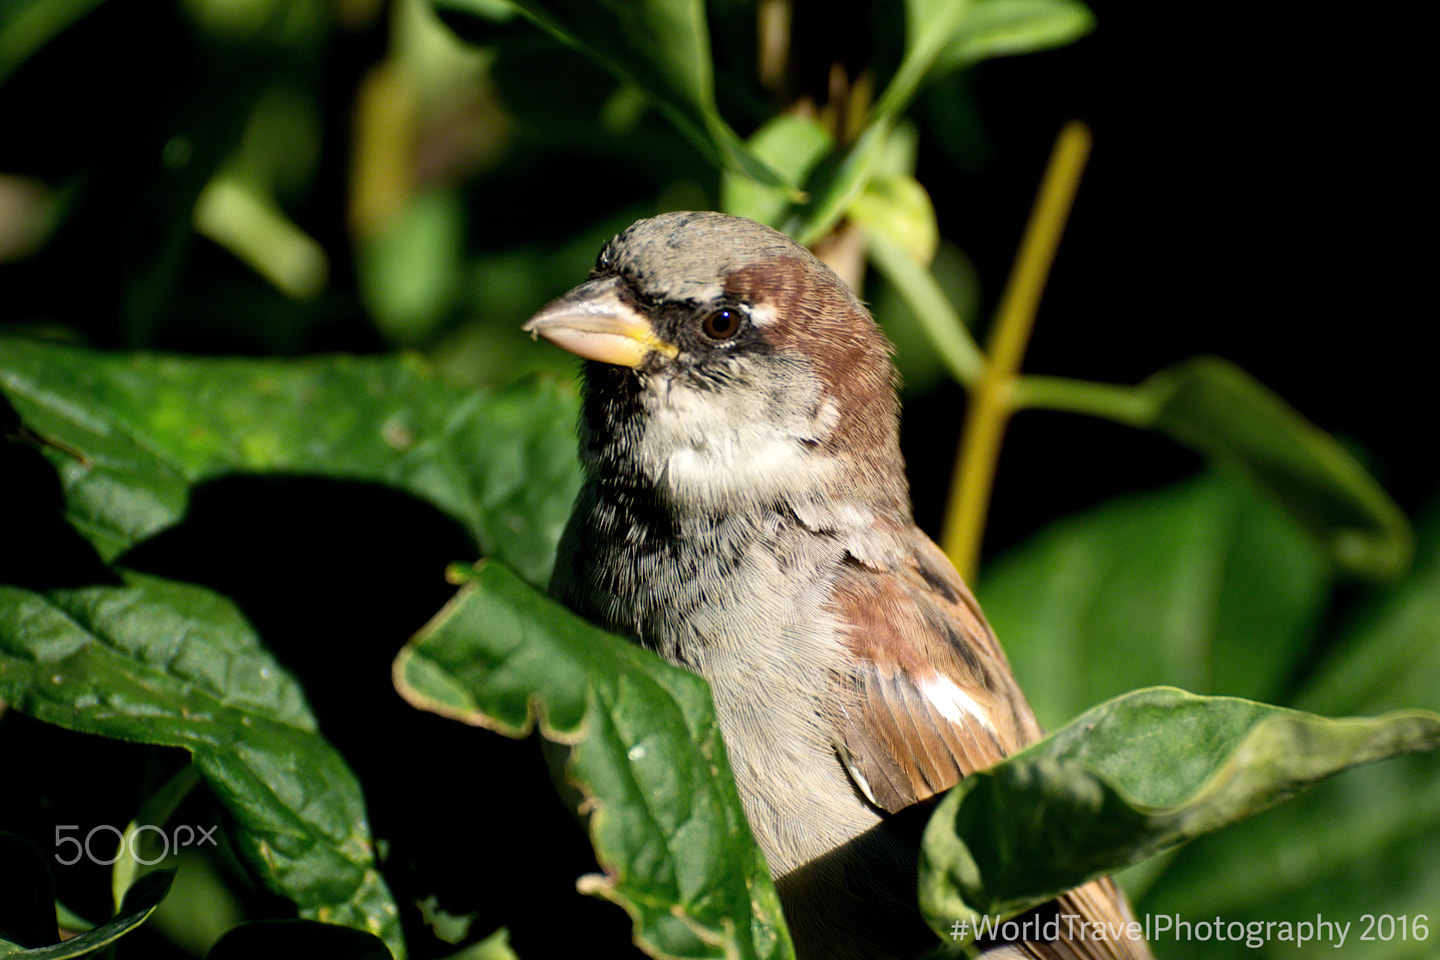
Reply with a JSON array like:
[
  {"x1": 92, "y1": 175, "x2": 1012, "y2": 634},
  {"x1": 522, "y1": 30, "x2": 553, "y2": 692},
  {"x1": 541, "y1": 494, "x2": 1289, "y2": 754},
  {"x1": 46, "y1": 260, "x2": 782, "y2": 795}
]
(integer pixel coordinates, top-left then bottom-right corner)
[
  {"x1": 1012, "y1": 374, "x2": 1159, "y2": 426},
  {"x1": 942, "y1": 121, "x2": 1092, "y2": 581}
]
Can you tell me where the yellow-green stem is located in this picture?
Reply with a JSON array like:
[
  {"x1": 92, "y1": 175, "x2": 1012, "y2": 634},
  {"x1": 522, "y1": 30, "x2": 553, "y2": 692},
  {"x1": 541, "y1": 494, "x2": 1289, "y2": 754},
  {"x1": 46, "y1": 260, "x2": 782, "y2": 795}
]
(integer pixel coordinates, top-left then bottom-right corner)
[
  {"x1": 1013, "y1": 374, "x2": 1159, "y2": 426},
  {"x1": 942, "y1": 121, "x2": 1092, "y2": 582}
]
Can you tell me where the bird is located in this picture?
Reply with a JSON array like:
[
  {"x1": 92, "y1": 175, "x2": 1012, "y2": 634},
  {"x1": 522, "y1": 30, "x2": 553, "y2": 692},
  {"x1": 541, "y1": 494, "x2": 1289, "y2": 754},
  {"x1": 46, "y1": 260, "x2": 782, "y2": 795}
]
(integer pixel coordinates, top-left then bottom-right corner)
[{"x1": 523, "y1": 210, "x2": 1153, "y2": 960}]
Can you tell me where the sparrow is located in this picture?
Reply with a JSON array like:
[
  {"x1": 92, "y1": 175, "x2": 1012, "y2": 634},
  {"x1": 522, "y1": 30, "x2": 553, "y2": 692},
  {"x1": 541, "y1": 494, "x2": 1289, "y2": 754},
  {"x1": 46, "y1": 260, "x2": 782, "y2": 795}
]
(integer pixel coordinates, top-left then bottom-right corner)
[{"x1": 523, "y1": 211, "x2": 1153, "y2": 960}]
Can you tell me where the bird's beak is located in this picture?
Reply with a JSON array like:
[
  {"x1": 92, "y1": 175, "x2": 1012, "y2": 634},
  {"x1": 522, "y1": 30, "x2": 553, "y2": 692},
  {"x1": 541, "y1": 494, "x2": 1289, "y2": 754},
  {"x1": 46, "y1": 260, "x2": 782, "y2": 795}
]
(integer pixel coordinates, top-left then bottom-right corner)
[{"x1": 522, "y1": 276, "x2": 678, "y2": 368}]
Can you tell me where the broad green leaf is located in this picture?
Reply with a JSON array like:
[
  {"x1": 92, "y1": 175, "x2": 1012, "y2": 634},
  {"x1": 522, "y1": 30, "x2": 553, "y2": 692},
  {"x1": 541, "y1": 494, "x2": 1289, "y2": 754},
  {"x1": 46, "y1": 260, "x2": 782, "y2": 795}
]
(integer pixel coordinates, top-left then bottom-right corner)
[
  {"x1": 919, "y1": 687, "x2": 1440, "y2": 946},
  {"x1": 1134, "y1": 500, "x2": 1440, "y2": 959},
  {"x1": 720, "y1": 115, "x2": 832, "y2": 228},
  {"x1": 0, "y1": 338, "x2": 580, "y2": 586},
  {"x1": 980, "y1": 471, "x2": 1329, "y2": 731},
  {"x1": 394, "y1": 562, "x2": 794, "y2": 960},
  {"x1": 0, "y1": 572, "x2": 402, "y2": 956},
  {"x1": 1137, "y1": 750, "x2": 1440, "y2": 960},
  {"x1": 425, "y1": 372, "x2": 581, "y2": 584},
  {"x1": 0, "y1": 867, "x2": 174, "y2": 960},
  {"x1": 434, "y1": 0, "x2": 784, "y2": 188}
]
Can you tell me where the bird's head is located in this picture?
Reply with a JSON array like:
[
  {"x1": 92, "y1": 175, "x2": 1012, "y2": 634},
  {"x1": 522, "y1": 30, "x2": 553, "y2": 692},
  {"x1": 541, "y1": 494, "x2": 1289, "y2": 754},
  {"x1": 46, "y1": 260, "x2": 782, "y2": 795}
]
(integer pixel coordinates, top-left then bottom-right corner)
[{"x1": 524, "y1": 211, "x2": 910, "y2": 524}]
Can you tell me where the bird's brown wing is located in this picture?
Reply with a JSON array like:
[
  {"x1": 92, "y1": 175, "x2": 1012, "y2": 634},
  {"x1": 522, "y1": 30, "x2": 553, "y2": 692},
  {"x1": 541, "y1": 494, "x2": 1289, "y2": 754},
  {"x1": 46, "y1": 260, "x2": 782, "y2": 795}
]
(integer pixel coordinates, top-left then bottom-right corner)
[
  {"x1": 828, "y1": 532, "x2": 1154, "y2": 960},
  {"x1": 828, "y1": 532, "x2": 1037, "y2": 808}
]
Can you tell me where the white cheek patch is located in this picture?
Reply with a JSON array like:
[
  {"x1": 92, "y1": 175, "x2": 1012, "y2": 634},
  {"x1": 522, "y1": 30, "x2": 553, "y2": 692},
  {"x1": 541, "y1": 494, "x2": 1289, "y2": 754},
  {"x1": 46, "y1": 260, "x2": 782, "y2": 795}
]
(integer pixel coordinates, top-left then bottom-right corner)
[
  {"x1": 918, "y1": 674, "x2": 996, "y2": 733},
  {"x1": 636, "y1": 379, "x2": 838, "y2": 510},
  {"x1": 661, "y1": 427, "x2": 832, "y2": 508}
]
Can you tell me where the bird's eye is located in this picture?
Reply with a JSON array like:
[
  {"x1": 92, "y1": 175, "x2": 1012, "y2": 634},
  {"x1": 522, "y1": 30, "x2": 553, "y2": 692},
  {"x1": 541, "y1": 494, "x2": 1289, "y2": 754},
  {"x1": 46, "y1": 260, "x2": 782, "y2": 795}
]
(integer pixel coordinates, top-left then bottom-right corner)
[{"x1": 701, "y1": 307, "x2": 744, "y2": 341}]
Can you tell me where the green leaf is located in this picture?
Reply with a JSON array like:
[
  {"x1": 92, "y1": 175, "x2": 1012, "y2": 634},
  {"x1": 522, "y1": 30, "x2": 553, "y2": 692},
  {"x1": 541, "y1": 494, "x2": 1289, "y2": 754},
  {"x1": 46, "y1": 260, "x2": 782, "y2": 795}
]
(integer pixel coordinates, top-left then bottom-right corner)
[
  {"x1": 1133, "y1": 500, "x2": 1440, "y2": 958},
  {"x1": 720, "y1": 116, "x2": 833, "y2": 228},
  {"x1": 876, "y1": 0, "x2": 1095, "y2": 127},
  {"x1": 927, "y1": 0, "x2": 1096, "y2": 79},
  {"x1": 0, "y1": 868, "x2": 174, "y2": 960},
  {"x1": 357, "y1": 186, "x2": 466, "y2": 346},
  {"x1": 434, "y1": 0, "x2": 784, "y2": 187},
  {"x1": 848, "y1": 173, "x2": 939, "y2": 265},
  {"x1": 0, "y1": 337, "x2": 580, "y2": 586},
  {"x1": 0, "y1": 0, "x2": 109, "y2": 87},
  {"x1": 112, "y1": 765, "x2": 202, "y2": 913},
  {"x1": 1148, "y1": 356, "x2": 1412, "y2": 579},
  {"x1": 1138, "y1": 750, "x2": 1440, "y2": 960},
  {"x1": 918, "y1": 687, "x2": 1440, "y2": 945},
  {"x1": 980, "y1": 471, "x2": 1330, "y2": 731},
  {"x1": 193, "y1": 174, "x2": 328, "y2": 301},
  {"x1": 719, "y1": 115, "x2": 918, "y2": 251},
  {"x1": 394, "y1": 562, "x2": 794, "y2": 960},
  {"x1": 787, "y1": 121, "x2": 891, "y2": 247},
  {"x1": 1015, "y1": 357, "x2": 1412, "y2": 581},
  {"x1": 1299, "y1": 499, "x2": 1440, "y2": 719},
  {"x1": 879, "y1": 0, "x2": 977, "y2": 125},
  {"x1": 0, "y1": 572, "x2": 402, "y2": 957}
]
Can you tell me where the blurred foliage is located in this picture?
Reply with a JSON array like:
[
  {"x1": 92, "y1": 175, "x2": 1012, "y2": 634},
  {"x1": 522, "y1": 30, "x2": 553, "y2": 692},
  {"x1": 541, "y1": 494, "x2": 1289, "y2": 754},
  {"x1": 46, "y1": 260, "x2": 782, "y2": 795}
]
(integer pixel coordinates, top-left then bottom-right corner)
[{"x1": 2, "y1": 0, "x2": 1437, "y2": 958}]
